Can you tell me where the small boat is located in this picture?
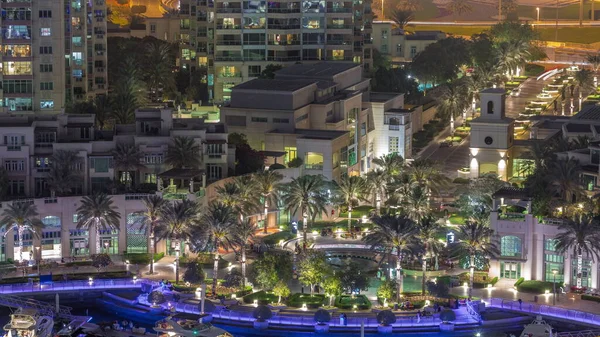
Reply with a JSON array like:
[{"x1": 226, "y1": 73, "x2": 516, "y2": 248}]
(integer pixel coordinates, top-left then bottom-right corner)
[
  {"x1": 519, "y1": 315, "x2": 554, "y2": 337},
  {"x1": 154, "y1": 313, "x2": 233, "y2": 337},
  {"x1": 3, "y1": 308, "x2": 54, "y2": 337}
]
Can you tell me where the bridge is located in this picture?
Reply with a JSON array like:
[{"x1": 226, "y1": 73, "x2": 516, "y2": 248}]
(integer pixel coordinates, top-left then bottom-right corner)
[
  {"x1": 487, "y1": 298, "x2": 600, "y2": 327},
  {"x1": 0, "y1": 278, "x2": 145, "y2": 295},
  {"x1": 556, "y1": 330, "x2": 600, "y2": 337}
]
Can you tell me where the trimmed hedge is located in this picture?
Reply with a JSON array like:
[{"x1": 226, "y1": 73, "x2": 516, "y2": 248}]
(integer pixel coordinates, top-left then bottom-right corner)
[
  {"x1": 242, "y1": 291, "x2": 279, "y2": 305},
  {"x1": 490, "y1": 276, "x2": 499, "y2": 286},
  {"x1": 288, "y1": 293, "x2": 325, "y2": 309},
  {"x1": 514, "y1": 277, "x2": 525, "y2": 287},
  {"x1": 335, "y1": 295, "x2": 371, "y2": 310},
  {"x1": 517, "y1": 280, "x2": 560, "y2": 294},
  {"x1": 582, "y1": 295, "x2": 600, "y2": 303},
  {"x1": 263, "y1": 231, "x2": 296, "y2": 245}
]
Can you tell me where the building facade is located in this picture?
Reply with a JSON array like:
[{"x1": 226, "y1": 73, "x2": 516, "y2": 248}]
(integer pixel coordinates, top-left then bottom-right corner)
[
  {"x1": 371, "y1": 22, "x2": 445, "y2": 63},
  {"x1": 0, "y1": 108, "x2": 229, "y2": 200},
  {"x1": 489, "y1": 188, "x2": 599, "y2": 290},
  {"x1": 178, "y1": 0, "x2": 373, "y2": 103},
  {"x1": 1, "y1": 0, "x2": 108, "y2": 113},
  {"x1": 221, "y1": 62, "x2": 411, "y2": 180}
]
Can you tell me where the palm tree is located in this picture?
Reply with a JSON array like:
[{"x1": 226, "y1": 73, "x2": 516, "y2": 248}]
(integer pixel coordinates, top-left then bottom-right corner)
[
  {"x1": 216, "y1": 176, "x2": 259, "y2": 221},
  {"x1": 335, "y1": 175, "x2": 368, "y2": 233},
  {"x1": 165, "y1": 136, "x2": 201, "y2": 169},
  {"x1": 548, "y1": 157, "x2": 583, "y2": 207},
  {"x1": 254, "y1": 170, "x2": 283, "y2": 233},
  {"x1": 197, "y1": 202, "x2": 236, "y2": 296},
  {"x1": 451, "y1": 222, "x2": 499, "y2": 297},
  {"x1": 112, "y1": 144, "x2": 146, "y2": 188},
  {"x1": 0, "y1": 203, "x2": 44, "y2": 262},
  {"x1": 282, "y1": 175, "x2": 328, "y2": 242},
  {"x1": 555, "y1": 216, "x2": 600, "y2": 289},
  {"x1": 47, "y1": 150, "x2": 83, "y2": 197},
  {"x1": 156, "y1": 199, "x2": 198, "y2": 283},
  {"x1": 144, "y1": 42, "x2": 174, "y2": 102},
  {"x1": 372, "y1": 153, "x2": 404, "y2": 177},
  {"x1": 408, "y1": 159, "x2": 450, "y2": 196},
  {"x1": 436, "y1": 83, "x2": 468, "y2": 130},
  {"x1": 366, "y1": 169, "x2": 388, "y2": 214},
  {"x1": 387, "y1": 5, "x2": 414, "y2": 29},
  {"x1": 447, "y1": 0, "x2": 472, "y2": 20},
  {"x1": 110, "y1": 56, "x2": 146, "y2": 124},
  {"x1": 135, "y1": 195, "x2": 167, "y2": 275},
  {"x1": 232, "y1": 218, "x2": 257, "y2": 286},
  {"x1": 587, "y1": 53, "x2": 600, "y2": 73},
  {"x1": 416, "y1": 217, "x2": 444, "y2": 294},
  {"x1": 403, "y1": 183, "x2": 430, "y2": 221},
  {"x1": 574, "y1": 69, "x2": 594, "y2": 100},
  {"x1": 76, "y1": 194, "x2": 121, "y2": 254},
  {"x1": 364, "y1": 214, "x2": 419, "y2": 302}
]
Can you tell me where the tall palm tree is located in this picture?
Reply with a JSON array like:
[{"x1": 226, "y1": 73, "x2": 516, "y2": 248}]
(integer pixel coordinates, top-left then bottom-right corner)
[
  {"x1": 548, "y1": 157, "x2": 583, "y2": 206},
  {"x1": 387, "y1": 6, "x2": 414, "y2": 29},
  {"x1": 335, "y1": 175, "x2": 368, "y2": 233},
  {"x1": 112, "y1": 144, "x2": 146, "y2": 188},
  {"x1": 416, "y1": 217, "x2": 444, "y2": 294},
  {"x1": 282, "y1": 175, "x2": 328, "y2": 242},
  {"x1": 110, "y1": 56, "x2": 146, "y2": 124},
  {"x1": 364, "y1": 214, "x2": 419, "y2": 302},
  {"x1": 574, "y1": 69, "x2": 594, "y2": 99},
  {"x1": 555, "y1": 216, "x2": 600, "y2": 289},
  {"x1": 451, "y1": 222, "x2": 499, "y2": 297},
  {"x1": 135, "y1": 195, "x2": 167, "y2": 275},
  {"x1": 216, "y1": 176, "x2": 259, "y2": 221},
  {"x1": 197, "y1": 202, "x2": 236, "y2": 296},
  {"x1": 436, "y1": 83, "x2": 468, "y2": 129},
  {"x1": 47, "y1": 150, "x2": 83, "y2": 197},
  {"x1": 372, "y1": 153, "x2": 404, "y2": 177},
  {"x1": 76, "y1": 194, "x2": 121, "y2": 254},
  {"x1": 408, "y1": 159, "x2": 450, "y2": 196},
  {"x1": 144, "y1": 42, "x2": 174, "y2": 102},
  {"x1": 232, "y1": 218, "x2": 257, "y2": 286},
  {"x1": 165, "y1": 136, "x2": 201, "y2": 169},
  {"x1": 156, "y1": 199, "x2": 198, "y2": 283},
  {"x1": 403, "y1": 183, "x2": 430, "y2": 221},
  {"x1": 366, "y1": 169, "x2": 388, "y2": 214},
  {"x1": 253, "y1": 170, "x2": 283, "y2": 233},
  {"x1": 0, "y1": 203, "x2": 44, "y2": 262},
  {"x1": 587, "y1": 53, "x2": 600, "y2": 73},
  {"x1": 447, "y1": 0, "x2": 473, "y2": 20}
]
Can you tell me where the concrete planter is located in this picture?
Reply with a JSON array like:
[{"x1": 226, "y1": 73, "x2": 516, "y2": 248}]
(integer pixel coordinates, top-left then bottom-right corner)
[
  {"x1": 314, "y1": 323, "x2": 330, "y2": 333},
  {"x1": 254, "y1": 320, "x2": 269, "y2": 330},
  {"x1": 377, "y1": 325, "x2": 393, "y2": 334},
  {"x1": 149, "y1": 306, "x2": 164, "y2": 314},
  {"x1": 199, "y1": 314, "x2": 213, "y2": 323},
  {"x1": 439, "y1": 323, "x2": 455, "y2": 331}
]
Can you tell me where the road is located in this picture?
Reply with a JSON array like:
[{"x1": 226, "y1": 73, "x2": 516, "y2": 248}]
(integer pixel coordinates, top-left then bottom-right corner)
[{"x1": 408, "y1": 20, "x2": 600, "y2": 26}]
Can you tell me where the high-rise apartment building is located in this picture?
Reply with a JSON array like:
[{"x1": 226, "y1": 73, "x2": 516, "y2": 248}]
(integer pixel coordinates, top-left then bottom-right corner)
[
  {"x1": 179, "y1": 0, "x2": 373, "y2": 103},
  {"x1": 0, "y1": 0, "x2": 108, "y2": 114}
]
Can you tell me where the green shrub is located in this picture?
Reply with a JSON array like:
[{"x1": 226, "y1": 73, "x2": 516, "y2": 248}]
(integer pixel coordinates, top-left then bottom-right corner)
[
  {"x1": 376, "y1": 310, "x2": 396, "y2": 326},
  {"x1": 314, "y1": 309, "x2": 331, "y2": 324},
  {"x1": 514, "y1": 277, "x2": 525, "y2": 287},
  {"x1": 124, "y1": 253, "x2": 151, "y2": 265},
  {"x1": 287, "y1": 157, "x2": 303, "y2": 168},
  {"x1": 334, "y1": 294, "x2": 371, "y2": 310},
  {"x1": 490, "y1": 276, "x2": 499, "y2": 286},
  {"x1": 262, "y1": 231, "x2": 296, "y2": 245},
  {"x1": 253, "y1": 305, "x2": 273, "y2": 321},
  {"x1": 154, "y1": 252, "x2": 165, "y2": 262},
  {"x1": 288, "y1": 293, "x2": 325, "y2": 308},
  {"x1": 517, "y1": 280, "x2": 560, "y2": 293},
  {"x1": 582, "y1": 295, "x2": 600, "y2": 303},
  {"x1": 269, "y1": 163, "x2": 286, "y2": 170},
  {"x1": 243, "y1": 291, "x2": 279, "y2": 305},
  {"x1": 453, "y1": 178, "x2": 470, "y2": 184},
  {"x1": 440, "y1": 309, "x2": 456, "y2": 322}
]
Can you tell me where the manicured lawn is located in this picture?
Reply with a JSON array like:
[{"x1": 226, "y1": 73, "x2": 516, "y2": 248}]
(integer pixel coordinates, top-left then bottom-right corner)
[
  {"x1": 288, "y1": 293, "x2": 326, "y2": 308},
  {"x1": 407, "y1": 25, "x2": 600, "y2": 44},
  {"x1": 262, "y1": 230, "x2": 296, "y2": 245},
  {"x1": 335, "y1": 294, "x2": 372, "y2": 310},
  {"x1": 412, "y1": 0, "x2": 440, "y2": 21},
  {"x1": 517, "y1": 3, "x2": 593, "y2": 20},
  {"x1": 448, "y1": 214, "x2": 465, "y2": 225},
  {"x1": 339, "y1": 205, "x2": 373, "y2": 218}
]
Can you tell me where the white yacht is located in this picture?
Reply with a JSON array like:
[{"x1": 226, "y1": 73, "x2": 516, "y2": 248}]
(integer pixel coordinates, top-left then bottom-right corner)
[
  {"x1": 519, "y1": 316, "x2": 554, "y2": 337},
  {"x1": 154, "y1": 314, "x2": 233, "y2": 337},
  {"x1": 3, "y1": 308, "x2": 54, "y2": 337}
]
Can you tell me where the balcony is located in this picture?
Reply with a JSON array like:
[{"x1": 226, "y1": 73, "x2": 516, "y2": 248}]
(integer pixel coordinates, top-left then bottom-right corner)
[
  {"x1": 327, "y1": 7, "x2": 351, "y2": 12},
  {"x1": 267, "y1": 56, "x2": 301, "y2": 61},
  {"x1": 216, "y1": 8, "x2": 242, "y2": 13},
  {"x1": 327, "y1": 40, "x2": 351, "y2": 45},
  {"x1": 268, "y1": 24, "x2": 300, "y2": 29},
  {"x1": 216, "y1": 24, "x2": 241, "y2": 29},
  {"x1": 217, "y1": 71, "x2": 242, "y2": 78},
  {"x1": 268, "y1": 40, "x2": 301, "y2": 45},
  {"x1": 214, "y1": 55, "x2": 243, "y2": 61},
  {"x1": 327, "y1": 24, "x2": 353, "y2": 29},
  {"x1": 304, "y1": 163, "x2": 323, "y2": 170},
  {"x1": 267, "y1": 8, "x2": 300, "y2": 13},
  {"x1": 388, "y1": 124, "x2": 400, "y2": 131},
  {"x1": 216, "y1": 40, "x2": 242, "y2": 45}
]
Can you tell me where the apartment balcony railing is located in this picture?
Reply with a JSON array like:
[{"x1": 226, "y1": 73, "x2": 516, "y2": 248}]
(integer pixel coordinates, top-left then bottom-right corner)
[
  {"x1": 268, "y1": 40, "x2": 301, "y2": 45},
  {"x1": 327, "y1": 40, "x2": 351, "y2": 45},
  {"x1": 387, "y1": 124, "x2": 400, "y2": 131},
  {"x1": 214, "y1": 55, "x2": 243, "y2": 61},
  {"x1": 268, "y1": 24, "x2": 300, "y2": 29},
  {"x1": 217, "y1": 72, "x2": 242, "y2": 78},
  {"x1": 216, "y1": 8, "x2": 242, "y2": 13},
  {"x1": 267, "y1": 8, "x2": 301, "y2": 13},
  {"x1": 267, "y1": 56, "x2": 301, "y2": 61},
  {"x1": 304, "y1": 164, "x2": 323, "y2": 170},
  {"x1": 327, "y1": 24, "x2": 353, "y2": 29},
  {"x1": 327, "y1": 7, "x2": 352, "y2": 12},
  {"x1": 216, "y1": 24, "x2": 241, "y2": 29},
  {"x1": 216, "y1": 40, "x2": 242, "y2": 45}
]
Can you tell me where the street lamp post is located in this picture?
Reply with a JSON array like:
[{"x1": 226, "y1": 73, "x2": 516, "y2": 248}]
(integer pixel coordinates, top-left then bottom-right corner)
[
  {"x1": 555, "y1": 0, "x2": 559, "y2": 41},
  {"x1": 552, "y1": 269, "x2": 557, "y2": 305},
  {"x1": 35, "y1": 246, "x2": 41, "y2": 277},
  {"x1": 536, "y1": 7, "x2": 540, "y2": 21}
]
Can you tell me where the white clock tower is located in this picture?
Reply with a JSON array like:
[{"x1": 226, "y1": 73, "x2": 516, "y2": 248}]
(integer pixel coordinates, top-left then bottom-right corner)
[{"x1": 469, "y1": 88, "x2": 514, "y2": 181}]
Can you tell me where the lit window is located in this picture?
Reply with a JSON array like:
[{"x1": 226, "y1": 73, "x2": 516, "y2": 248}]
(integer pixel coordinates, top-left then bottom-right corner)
[
  {"x1": 40, "y1": 100, "x2": 54, "y2": 109},
  {"x1": 40, "y1": 28, "x2": 51, "y2": 36}
]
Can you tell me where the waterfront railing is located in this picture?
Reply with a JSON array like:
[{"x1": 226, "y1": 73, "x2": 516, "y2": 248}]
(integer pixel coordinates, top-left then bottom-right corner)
[{"x1": 488, "y1": 298, "x2": 600, "y2": 326}]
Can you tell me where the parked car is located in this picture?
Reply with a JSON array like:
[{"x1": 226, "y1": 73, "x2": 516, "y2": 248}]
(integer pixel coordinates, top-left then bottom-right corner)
[
  {"x1": 440, "y1": 203, "x2": 458, "y2": 215},
  {"x1": 440, "y1": 140, "x2": 453, "y2": 147}
]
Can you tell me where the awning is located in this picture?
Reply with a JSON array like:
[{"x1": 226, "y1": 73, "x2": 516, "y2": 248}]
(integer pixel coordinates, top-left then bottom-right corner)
[
  {"x1": 204, "y1": 139, "x2": 227, "y2": 144},
  {"x1": 260, "y1": 150, "x2": 286, "y2": 157},
  {"x1": 35, "y1": 127, "x2": 57, "y2": 132},
  {"x1": 65, "y1": 123, "x2": 93, "y2": 128},
  {"x1": 136, "y1": 117, "x2": 162, "y2": 122},
  {"x1": 158, "y1": 168, "x2": 205, "y2": 179}
]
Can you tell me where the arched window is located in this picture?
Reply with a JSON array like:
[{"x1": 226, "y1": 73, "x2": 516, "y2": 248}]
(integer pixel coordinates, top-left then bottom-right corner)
[
  {"x1": 42, "y1": 216, "x2": 61, "y2": 228},
  {"x1": 501, "y1": 236, "x2": 522, "y2": 257},
  {"x1": 487, "y1": 101, "x2": 494, "y2": 114}
]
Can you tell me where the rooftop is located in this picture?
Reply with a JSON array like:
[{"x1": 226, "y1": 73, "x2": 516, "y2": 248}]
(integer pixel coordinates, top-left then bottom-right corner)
[
  {"x1": 573, "y1": 104, "x2": 600, "y2": 120},
  {"x1": 275, "y1": 62, "x2": 360, "y2": 78},
  {"x1": 480, "y1": 88, "x2": 506, "y2": 94},
  {"x1": 268, "y1": 128, "x2": 349, "y2": 140},
  {"x1": 233, "y1": 78, "x2": 317, "y2": 92},
  {"x1": 370, "y1": 92, "x2": 402, "y2": 103},
  {"x1": 406, "y1": 31, "x2": 445, "y2": 40},
  {"x1": 492, "y1": 187, "x2": 531, "y2": 200},
  {"x1": 564, "y1": 123, "x2": 593, "y2": 133}
]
